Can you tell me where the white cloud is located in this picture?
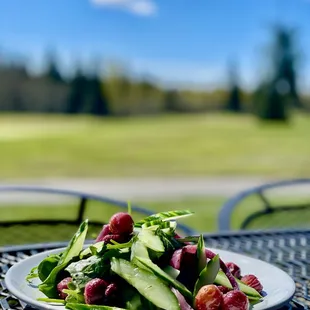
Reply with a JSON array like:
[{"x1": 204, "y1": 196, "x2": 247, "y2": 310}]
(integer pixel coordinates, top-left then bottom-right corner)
[{"x1": 90, "y1": 0, "x2": 157, "y2": 16}]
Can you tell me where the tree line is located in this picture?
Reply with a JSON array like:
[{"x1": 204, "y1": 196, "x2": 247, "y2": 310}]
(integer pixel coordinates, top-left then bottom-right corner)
[{"x1": 0, "y1": 26, "x2": 309, "y2": 121}]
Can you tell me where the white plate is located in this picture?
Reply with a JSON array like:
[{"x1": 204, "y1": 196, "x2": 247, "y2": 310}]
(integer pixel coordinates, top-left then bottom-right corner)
[{"x1": 5, "y1": 247, "x2": 295, "y2": 310}]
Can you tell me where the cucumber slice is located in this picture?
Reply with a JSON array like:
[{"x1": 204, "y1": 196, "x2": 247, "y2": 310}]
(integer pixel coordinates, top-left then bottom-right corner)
[
  {"x1": 130, "y1": 241, "x2": 149, "y2": 261},
  {"x1": 134, "y1": 256, "x2": 192, "y2": 301},
  {"x1": 163, "y1": 266, "x2": 180, "y2": 279},
  {"x1": 111, "y1": 258, "x2": 180, "y2": 310},
  {"x1": 137, "y1": 229, "x2": 165, "y2": 253},
  {"x1": 214, "y1": 271, "x2": 262, "y2": 299}
]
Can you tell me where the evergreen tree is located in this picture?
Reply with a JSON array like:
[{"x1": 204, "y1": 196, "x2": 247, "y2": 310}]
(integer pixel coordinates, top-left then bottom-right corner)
[
  {"x1": 67, "y1": 70, "x2": 88, "y2": 114},
  {"x1": 254, "y1": 26, "x2": 301, "y2": 121},
  {"x1": 226, "y1": 61, "x2": 242, "y2": 112},
  {"x1": 164, "y1": 89, "x2": 181, "y2": 112},
  {"x1": 86, "y1": 75, "x2": 109, "y2": 116}
]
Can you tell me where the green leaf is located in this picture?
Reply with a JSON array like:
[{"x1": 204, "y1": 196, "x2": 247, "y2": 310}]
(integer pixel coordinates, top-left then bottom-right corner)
[
  {"x1": 80, "y1": 242, "x2": 105, "y2": 259},
  {"x1": 63, "y1": 288, "x2": 85, "y2": 304},
  {"x1": 38, "y1": 220, "x2": 89, "y2": 298},
  {"x1": 214, "y1": 270, "x2": 262, "y2": 299},
  {"x1": 125, "y1": 292, "x2": 144, "y2": 310},
  {"x1": 26, "y1": 266, "x2": 38, "y2": 282},
  {"x1": 37, "y1": 254, "x2": 61, "y2": 282},
  {"x1": 155, "y1": 228, "x2": 182, "y2": 252},
  {"x1": 37, "y1": 298, "x2": 65, "y2": 304},
  {"x1": 107, "y1": 238, "x2": 135, "y2": 250},
  {"x1": 131, "y1": 241, "x2": 149, "y2": 261},
  {"x1": 135, "y1": 256, "x2": 192, "y2": 301},
  {"x1": 162, "y1": 266, "x2": 180, "y2": 279},
  {"x1": 135, "y1": 210, "x2": 194, "y2": 228},
  {"x1": 66, "y1": 303, "x2": 127, "y2": 310},
  {"x1": 59, "y1": 220, "x2": 89, "y2": 266},
  {"x1": 194, "y1": 254, "x2": 220, "y2": 297},
  {"x1": 197, "y1": 235, "x2": 206, "y2": 275}
]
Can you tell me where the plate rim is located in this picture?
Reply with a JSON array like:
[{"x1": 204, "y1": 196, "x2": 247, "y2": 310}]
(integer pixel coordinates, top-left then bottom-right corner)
[{"x1": 5, "y1": 247, "x2": 296, "y2": 310}]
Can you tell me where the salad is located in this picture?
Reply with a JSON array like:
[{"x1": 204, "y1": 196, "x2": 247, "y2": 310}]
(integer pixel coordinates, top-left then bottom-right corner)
[{"x1": 26, "y1": 210, "x2": 264, "y2": 310}]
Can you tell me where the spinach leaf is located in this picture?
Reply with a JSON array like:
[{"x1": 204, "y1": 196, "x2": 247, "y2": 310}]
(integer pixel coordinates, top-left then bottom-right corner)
[
  {"x1": 38, "y1": 220, "x2": 89, "y2": 298},
  {"x1": 26, "y1": 266, "x2": 39, "y2": 282},
  {"x1": 66, "y1": 256, "x2": 109, "y2": 289},
  {"x1": 38, "y1": 254, "x2": 61, "y2": 282},
  {"x1": 63, "y1": 288, "x2": 85, "y2": 304}
]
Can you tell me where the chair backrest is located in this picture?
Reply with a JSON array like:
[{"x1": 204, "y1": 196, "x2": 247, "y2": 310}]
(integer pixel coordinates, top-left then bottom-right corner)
[
  {"x1": 218, "y1": 178, "x2": 310, "y2": 231},
  {"x1": 0, "y1": 186, "x2": 194, "y2": 246}
]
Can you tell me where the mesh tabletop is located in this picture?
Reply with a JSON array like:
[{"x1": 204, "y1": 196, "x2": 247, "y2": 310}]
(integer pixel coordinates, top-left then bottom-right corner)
[{"x1": 1, "y1": 230, "x2": 309, "y2": 310}]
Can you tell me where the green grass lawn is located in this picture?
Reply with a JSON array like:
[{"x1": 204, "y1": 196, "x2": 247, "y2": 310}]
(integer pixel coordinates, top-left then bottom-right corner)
[
  {"x1": 1, "y1": 194, "x2": 310, "y2": 246},
  {"x1": 1, "y1": 113, "x2": 310, "y2": 178},
  {"x1": 0, "y1": 196, "x2": 226, "y2": 246}
]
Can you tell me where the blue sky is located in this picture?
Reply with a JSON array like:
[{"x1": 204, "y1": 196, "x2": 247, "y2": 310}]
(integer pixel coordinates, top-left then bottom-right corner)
[{"x1": 0, "y1": 0, "x2": 310, "y2": 91}]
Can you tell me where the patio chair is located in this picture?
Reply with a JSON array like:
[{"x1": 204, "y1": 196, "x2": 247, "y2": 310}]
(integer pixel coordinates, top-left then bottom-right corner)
[
  {"x1": 0, "y1": 186, "x2": 194, "y2": 246},
  {"x1": 218, "y1": 178, "x2": 310, "y2": 231}
]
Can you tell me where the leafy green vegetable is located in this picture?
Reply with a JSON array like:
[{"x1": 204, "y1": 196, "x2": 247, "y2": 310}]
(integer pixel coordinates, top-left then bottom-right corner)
[
  {"x1": 111, "y1": 258, "x2": 180, "y2": 310},
  {"x1": 134, "y1": 256, "x2": 192, "y2": 301},
  {"x1": 137, "y1": 229, "x2": 165, "y2": 253},
  {"x1": 107, "y1": 238, "x2": 135, "y2": 250},
  {"x1": 125, "y1": 292, "x2": 144, "y2": 310},
  {"x1": 155, "y1": 228, "x2": 181, "y2": 253},
  {"x1": 66, "y1": 256, "x2": 106, "y2": 289},
  {"x1": 135, "y1": 210, "x2": 194, "y2": 228},
  {"x1": 66, "y1": 303, "x2": 126, "y2": 310},
  {"x1": 162, "y1": 266, "x2": 180, "y2": 279},
  {"x1": 59, "y1": 220, "x2": 89, "y2": 266},
  {"x1": 28, "y1": 209, "x2": 264, "y2": 309},
  {"x1": 80, "y1": 242, "x2": 105, "y2": 259},
  {"x1": 38, "y1": 220, "x2": 89, "y2": 298},
  {"x1": 214, "y1": 270, "x2": 262, "y2": 299},
  {"x1": 194, "y1": 254, "x2": 220, "y2": 296},
  {"x1": 37, "y1": 298, "x2": 65, "y2": 304},
  {"x1": 130, "y1": 241, "x2": 149, "y2": 261},
  {"x1": 38, "y1": 254, "x2": 61, "y2": 282},
  {"x1": 196, "y1": 235, "x2": 206, "y2": 275},
  {"x1": 26, "y1": 266, "x2": 38, "y2": 282},
  {"x1": 63, "y1": 288, "x2": 85, "y2": 304}
]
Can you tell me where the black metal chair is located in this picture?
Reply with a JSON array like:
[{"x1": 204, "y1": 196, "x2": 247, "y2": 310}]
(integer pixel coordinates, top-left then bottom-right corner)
[
  {"x1": 0, "y1": 186, "x2": 194, "y2": 246},
  {"x1": 218, "y1": 178, "x2": 310, "y2": 231}
]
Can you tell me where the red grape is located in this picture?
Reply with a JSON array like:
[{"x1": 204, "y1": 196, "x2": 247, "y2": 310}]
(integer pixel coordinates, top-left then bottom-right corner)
[
  {"x1": 84, "y1": 278, "x2": 109, "y2": 305},
  {"x1": 222, "y1": 291, "x2": 249, "y2": 310},
  {"x1": 226, "y1": 262, "x2": 241, "y2": 279},
  {"x1": 195, "y1": 285, "x2": 223, "y2": 310},
  {"x1": 217, "y1": 285, "x2": 230, "y2": 294},
  {"x1": 241, "y1": 274, "x2": 263, "y2": 293},
  {"x1": 102, "y1": 234, "x2": 126, "y2": 244},
  {"x1": 105, "y1": 283, "x2": 118, "y2": 298},
  {"x1": 109, "y1": 212, "x2": 134, "y2": 235},
  {"x1": 95, "y1": 224, "x2": 111, "y2": 242},
  {"x1": 57, "y1": 277, "x2": 72, "y2": 300}
]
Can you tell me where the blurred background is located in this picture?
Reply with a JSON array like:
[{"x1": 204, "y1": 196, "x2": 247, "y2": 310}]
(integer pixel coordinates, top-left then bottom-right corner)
[{"x1": 1, "y1": 0, "x2": 310, "y2": 241}]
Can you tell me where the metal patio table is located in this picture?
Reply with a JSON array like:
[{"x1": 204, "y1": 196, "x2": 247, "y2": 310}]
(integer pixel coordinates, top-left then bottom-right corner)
[{"x1": 1, "y1": 229, "x2": 309, "y2": 310}]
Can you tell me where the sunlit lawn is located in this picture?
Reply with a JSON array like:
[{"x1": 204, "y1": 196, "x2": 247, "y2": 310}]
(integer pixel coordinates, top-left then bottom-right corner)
[
  {"x1": 0, "y1": 113, "x2": 310, "y2": 178},
  {"x1": 1, "y1": 194, "x2": 310, "y2": 246}
]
